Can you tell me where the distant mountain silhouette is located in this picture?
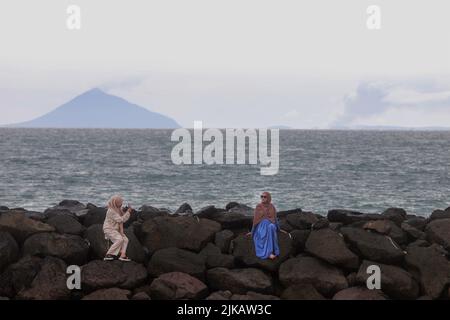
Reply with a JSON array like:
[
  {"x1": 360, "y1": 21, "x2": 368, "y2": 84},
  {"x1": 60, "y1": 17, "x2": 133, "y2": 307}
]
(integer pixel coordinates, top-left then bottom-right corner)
[{"x1": 7, "y1": 88, "x2": 180, "y2": 128}]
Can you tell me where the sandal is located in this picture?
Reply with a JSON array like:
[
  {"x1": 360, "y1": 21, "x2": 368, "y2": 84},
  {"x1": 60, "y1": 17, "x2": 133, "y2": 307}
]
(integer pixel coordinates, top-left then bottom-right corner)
[
  {"x1": 119, "y1": 256, "x2": 131, "y2": 262},
  {"x1": 103, "y1": 254, "x2": 116, "y2": 261}
]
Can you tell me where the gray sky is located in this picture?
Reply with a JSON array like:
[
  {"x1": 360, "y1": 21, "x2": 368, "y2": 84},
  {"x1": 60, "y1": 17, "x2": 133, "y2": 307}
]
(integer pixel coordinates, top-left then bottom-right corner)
[{"x1": 1, "y1": 0, "x2": 449, "y2": 128}]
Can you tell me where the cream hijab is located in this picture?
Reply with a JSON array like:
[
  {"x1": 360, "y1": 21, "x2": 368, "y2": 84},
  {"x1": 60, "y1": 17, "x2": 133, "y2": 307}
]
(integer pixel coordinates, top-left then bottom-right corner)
[{"x1": 107, "y1": 195, "x2": 124, "y2": 216}]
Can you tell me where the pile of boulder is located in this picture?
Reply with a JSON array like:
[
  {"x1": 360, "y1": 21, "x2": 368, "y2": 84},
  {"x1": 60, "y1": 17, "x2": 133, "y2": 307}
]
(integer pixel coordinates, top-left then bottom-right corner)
[{"x1": 0, "y1": 201, "x2": 449, "y2": 300}]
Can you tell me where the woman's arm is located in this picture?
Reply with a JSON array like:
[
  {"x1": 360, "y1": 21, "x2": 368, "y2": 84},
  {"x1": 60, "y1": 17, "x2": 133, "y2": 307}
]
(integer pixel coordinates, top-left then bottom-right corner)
[{"x1": 109, "y1": 209, "x2": 130, "y2": 224}]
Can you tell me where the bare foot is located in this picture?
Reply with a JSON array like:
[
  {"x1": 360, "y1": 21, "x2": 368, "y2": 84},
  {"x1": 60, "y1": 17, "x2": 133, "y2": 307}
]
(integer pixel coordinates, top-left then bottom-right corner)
[{"x1": 269, "y1": 254, "x2": 276, "y2": 260}]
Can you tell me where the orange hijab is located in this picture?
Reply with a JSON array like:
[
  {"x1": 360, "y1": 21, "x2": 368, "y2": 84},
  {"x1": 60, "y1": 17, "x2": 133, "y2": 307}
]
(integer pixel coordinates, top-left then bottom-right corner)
[{"x1": 253, "y1": 192, "x2": 277, "y2": 226}]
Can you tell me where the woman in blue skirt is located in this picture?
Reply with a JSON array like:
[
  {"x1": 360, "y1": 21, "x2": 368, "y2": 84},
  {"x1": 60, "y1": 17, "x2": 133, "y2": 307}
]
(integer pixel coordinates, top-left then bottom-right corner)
[{"x1": 249, "y1": 192, "x2": 280, "y2": 260}]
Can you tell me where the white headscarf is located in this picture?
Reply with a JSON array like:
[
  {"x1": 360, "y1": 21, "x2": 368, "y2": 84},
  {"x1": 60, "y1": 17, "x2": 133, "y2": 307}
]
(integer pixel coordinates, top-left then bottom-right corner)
[{"x1": 107, "y1": 195, "x2": 124, "y2": 215}]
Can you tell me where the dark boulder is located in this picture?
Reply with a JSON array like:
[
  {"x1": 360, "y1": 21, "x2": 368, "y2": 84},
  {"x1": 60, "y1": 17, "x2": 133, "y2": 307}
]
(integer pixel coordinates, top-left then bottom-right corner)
[
  {"x1": 231, "y1": 232, "x2": 293, "y2": 272},
  {"x1": 0, "y1": 212, "x2": 55, "y2": 243},
  {"x1": 82, "y1": 205, "x2": 107, "y2": 228},
  {"x1": 17, "y1": 257, "x2": 70, "y2": 300},
  {"x1": 381, "y1": 208, "x2": 407, "y2": 226},
  {"x1": 44, "y1": 208, "x2": 76, "y2": 220},
  {"x1": 0, "y1": 256, "x2": 43, "y2": 298},
  {"x1": 47, "y1": 215, "x2": 85, "y2": 235},
  {"x1": 305, "y1": 228, "x2": 359, "y2": 269},
  {"x1": 429, "y1": 209, "x2": 450, "y2": 221},
  {"x1": 405, "y1": 244, "x2": 450, "y2": 299},
  {"x1": 327, "y1": 209, "x2": 383, "y2": 225},
  {"x1": 82, "y1": 288, "x2": 131, "y2": 300},
  {"x1": 131, "y1": 292, "x2": 151, "y2": 300},
  {"x1": 194, "y1": 206, "x2": 222, "y2": 219},
  {"x1": 278, "y1": 219, "x2": 294, "y2": 232},
  {"x1": 206, "y1": 290, "x2": 233, "y2": 300},
  {"x1": 286, "y1": 212, "x2": 318, "y2": 230},
  {"x1": 356, "y1": 260, "x2": 419, "y2": 299},
  {"x1": 425, "y1": 218, "x2": 450, "y2": 249},
  {"x1": 290, "y1": 230, "x2": 310, "y2": 255},
  {"x1": 206, "y1": 267, "x2": 273, "y2": 294},
  {"x1": 230, "y1": 291, "x2": 280, "y2": 300},
  {"x1": 225, "y1": 202, "x2": 240, "y2": 211},
  {"x1": 23, "y1": 232, "x2": 89, "y2": 265},
  {"x1": 214, "y1": 230, "x2": 234, "y2": 253},
  {"x1": 401, "y1": 222, "x2": 425, "y2": 240},
  {"x1": 48, "y1": 200, "x2": 87, "y2": 217},
  {"x1": 363, "y1": 220, "x2": 408, "y2": 245},
  {"x1": 149, "y1": 272, "x2": 208, "y2": 300},
  {"x1": 200, "y1": 243, "x2": 235, "y2": 269},
  {"x1": 280, "y1": 284, "x2": 325, "y2": 300},
  {"x1": 147, "y1": 247, "x2": 206, "y2": 281},
  {"x1": 0, "y1": 232, "x2": 19, "y2": 272},
  {"x1": 138, "y1": 205, "x2": 171, "y2": 222},
  {"x1": 84, "y1": 224, "x2": 109, "y2": 260},
  {"x1": 279, "y1": 256, "x2": 348, "y2": 296},
  {"x1": 140, "y1": 216, "x2": 221, "y2": 254},
  {"x1": 81, "y1": 260, "x2": 147, "y2": 291},
  {"x1": 404, "y1": 217, "x2": 427, "y2": 231},
  {"x1": 208, "y1": 213, "x2": 252, "y2": 230},
  {"x1": 340, "y1": 227, "x2": 405, "y2": 264},
  {"x1": 205, "y1": 254, "x2": 235, "y2": 269},
  {"x1": 332, "y1": 287, "x2": 387, "y2": 300},
  {"x1": 312, "y1": 219, "x2": 329, "y2": 230},
  {"x1": 227, "y1": 204, "x2": 254, "y2": 216},
  {"x1": 174, "y1": 203, "x2": 193, "y2": 215},
  {"x1": 277, "y1": 208, "x2": 302, "y2": 219}
]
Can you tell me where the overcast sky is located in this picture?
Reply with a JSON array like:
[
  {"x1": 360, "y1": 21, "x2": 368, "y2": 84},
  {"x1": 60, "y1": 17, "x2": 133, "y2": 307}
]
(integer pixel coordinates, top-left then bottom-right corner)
[{"x1": 1, "y1": 0, "x2": 449, "y2": 128}]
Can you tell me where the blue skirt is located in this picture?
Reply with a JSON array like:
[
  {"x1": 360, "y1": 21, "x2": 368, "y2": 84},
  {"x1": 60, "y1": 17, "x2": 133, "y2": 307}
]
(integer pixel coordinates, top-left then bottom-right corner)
[{"x1": 252, "y1": 219, "x2": 280, "y2": 259}]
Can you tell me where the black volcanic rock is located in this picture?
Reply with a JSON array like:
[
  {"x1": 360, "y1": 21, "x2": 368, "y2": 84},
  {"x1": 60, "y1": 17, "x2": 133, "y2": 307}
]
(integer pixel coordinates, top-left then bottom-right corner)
[
  {"x1": 206, "y1": 267, "x2": 273, "y2": 294},
  {"x1": 381, "y1": 207, "x2": 407, "y2": 226},
  {"x1": 405, "y1": 244, "x2": 450, "y2": 299},
  {"x1": 0, "y1": 256, "x2": 43, "y2": 298},
  {"x1": 231, "y1": 233, "x2": 293, "y2": 272},
  {"x1": 81, "y1": 260, "x2": 147, "y2": 291},
  {"x1": 17, "y1": 257, "x2": 70, "y2": 300},
  {"x1": 149, "y1": 272, "x2": 208, "y2": 300},
  {"x1": 23, "y1": 232, "x2": 89, "y2": 265},
  {"x1": 286, "y1": 212, "x2": 318, "y2": 230},
  {"x1": 47, "y1": 214, "x2": 85, "y2": 235},
  {"x1": 281, "y1": 284, "x2": 325, "y2": 300},
  {"x1": 10, "y1": 88, "x2": 180, "y2": 129},
  {"x1": 356, "y1": 260, "x2": 419, "y2": 299},
  {"x1": 174, "y1": 203, "x2": 193, "y2": 215},
  {"x1": 214, "y1": 230, "x2": 234, "y2": 253},
  {"x1": 332, "y1": 287, "x2": 387, "y2": 300},
  {"x1": 0, "y1": 232, "x2": 19, "y2": 272},
  {"x1": 0, "y1": 212, "x2": 55, "y2": 243},
  {"x1": 279, "y1": 256, "x2": 348, "y2": 297},
  {"x1": 82, "y1": 205, "x2": 107, "y2": 227},
  {"x1": 82, "y1": 288, "x2": 131, "y2": 300},
  {"x1": 327, "y1": 209, "x2": 384, "y2": 225},
  {"x1": 140, "y1": 216, "x2": 221, "y2": 254},
  {"x1": 340, "y1": 227, "x2": 405, "y2": 264},
  {"x1": 425, "y1": 218, "x2": 450, "y2": 250},
  {"x1": 429, "y1": 209, "x2": 450, "y2": 221},
  {"x1": 147, "y1": 247, "x2": 206, "y2": 281},
  {"x1": 305, "y1": 228, "x2": 359, "y2": 269}
]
